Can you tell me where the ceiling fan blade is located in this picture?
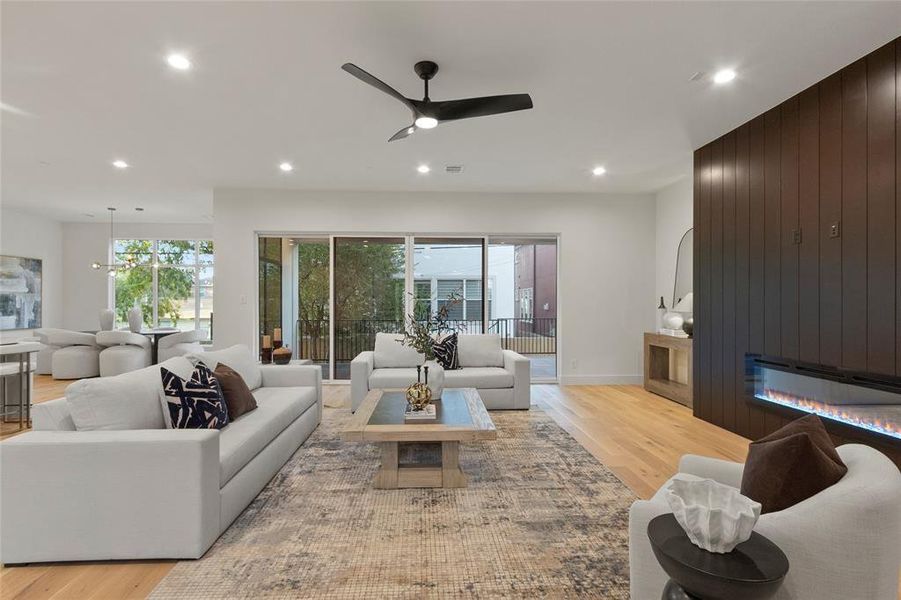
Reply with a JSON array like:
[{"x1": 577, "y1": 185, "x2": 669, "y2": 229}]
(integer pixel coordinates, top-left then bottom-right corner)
[
  {"x1": 431, "y1": 94, "x2": 533, "y2": 122},
  {"x1": 389, "y1": 124, "x2": 417, "y2": 142},
  {"x1": 341, "y1": 63, "x2": 417, "y2": 112}
]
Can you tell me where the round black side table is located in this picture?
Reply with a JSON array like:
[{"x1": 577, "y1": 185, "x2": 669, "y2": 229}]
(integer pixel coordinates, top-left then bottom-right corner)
[{"x1": 647, "y1": 513, "x2": 789, "y2": 600}]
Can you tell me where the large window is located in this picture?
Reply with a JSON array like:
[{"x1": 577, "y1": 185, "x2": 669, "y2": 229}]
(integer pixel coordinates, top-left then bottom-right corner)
[
  {"x1": 114, "y1": 239, "x2": 214, "y2": 335},
  {"x1": 257, "y1": 234, "x2": 556, "y2": 382}
]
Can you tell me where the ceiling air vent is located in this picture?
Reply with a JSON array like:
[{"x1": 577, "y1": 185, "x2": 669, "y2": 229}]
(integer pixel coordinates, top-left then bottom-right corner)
[{"x1": 445, "y1": 165, "x2": 464, "y2": 174}]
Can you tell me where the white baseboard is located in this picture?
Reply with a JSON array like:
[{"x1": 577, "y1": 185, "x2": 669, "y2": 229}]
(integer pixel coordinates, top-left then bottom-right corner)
[{"x1": 558, "y1": 375, "x2": 644, "y2": 386}]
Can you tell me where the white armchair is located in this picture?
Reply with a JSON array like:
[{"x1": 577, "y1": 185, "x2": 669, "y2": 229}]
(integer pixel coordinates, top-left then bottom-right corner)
[
  {"x1": 35, "y1": 328, "x2": 100, "y2": 379},
  {"x1": 629, "y1": 445, "x2": 901, "y2": 600},
  {"x1": 158, "y1": 329, "x2": 207, "y2": 362},
  {"x1": 96, "y1": 331, "x2": 151, "y2": 376}
]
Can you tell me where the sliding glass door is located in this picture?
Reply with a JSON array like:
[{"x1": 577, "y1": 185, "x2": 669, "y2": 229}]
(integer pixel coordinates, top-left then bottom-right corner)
[
  {"x1": 258, "y1": 234, "x2": 557, "y2": 382},
  {"x1": 488, "y1": 237, "x2": 558, "y2": 379},
  {"x1": 297, "y1": 238, "x2": 330, "y2": 379},
  {"x1": 333, "y1": 237, "x2": 405, "y2": 379},
  {"x1": 412, "y1": 238, "x2": 484, "y2": 334}
]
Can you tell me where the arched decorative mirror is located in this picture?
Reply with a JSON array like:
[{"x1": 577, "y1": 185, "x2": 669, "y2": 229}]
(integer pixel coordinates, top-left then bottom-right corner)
[{"x1": 672, "y1": 228, "x2": 693, "y2": 312}]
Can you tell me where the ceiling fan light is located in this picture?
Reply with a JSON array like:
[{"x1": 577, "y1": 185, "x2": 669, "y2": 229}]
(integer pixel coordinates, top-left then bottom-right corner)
[{"x1": 414, "y1": 116, "x2": 438, "y2": 129}]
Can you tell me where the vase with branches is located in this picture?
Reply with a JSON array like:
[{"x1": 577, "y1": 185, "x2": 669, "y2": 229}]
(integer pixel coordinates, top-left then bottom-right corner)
[{"x1": 397, "y1": 292, "x2": 462, "y2": 399}]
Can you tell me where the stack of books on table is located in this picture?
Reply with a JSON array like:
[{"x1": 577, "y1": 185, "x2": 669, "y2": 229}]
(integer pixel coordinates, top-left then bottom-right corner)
[{"x1": 404, "y1": 404, "x2": 437, "y2": 421}]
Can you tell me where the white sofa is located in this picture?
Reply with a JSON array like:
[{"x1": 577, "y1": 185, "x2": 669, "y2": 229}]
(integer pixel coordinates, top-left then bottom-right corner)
[
  {"x1": 629, "y1": 445, "x2": 901, "y2": 600},
  {"x1": 0, "y1": 344, "x2": 321, "y2": 564},
  {"x1": 350, "y1": 333, "x2": 530, "y2": 412}
]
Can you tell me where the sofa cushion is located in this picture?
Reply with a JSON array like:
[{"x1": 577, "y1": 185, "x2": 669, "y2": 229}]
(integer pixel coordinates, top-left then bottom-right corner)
[
  {"x1": 65, "y1": 357, "x2": 188, "y2": 430},
  {"x1": 457, "y1": 334, "x2": 504, "y2": 367},
  {"x1": 160, "y1": 362, "x2": 229, "y2": 430},
  {"x1": 215, "y1": 364, "x2": 258, "y2": 420},
  {"x1": 369, "y1": 368, "x2": 420, "y2": 389},
  {"x1": 189, "y1": 344, "x2": 262, "y2": 390},
  {"x1": 219, "y1": 386, "x2": 317, "y2": 486},
  {"x1": 740, "y1": 414, "x2": 848, "y2": 513},
  {"x1": 373, "y1": 333, "x2": 424, "y2": 369},
  {"x1": 443, "y1": 367, "x2": 514, "y2": 389}
]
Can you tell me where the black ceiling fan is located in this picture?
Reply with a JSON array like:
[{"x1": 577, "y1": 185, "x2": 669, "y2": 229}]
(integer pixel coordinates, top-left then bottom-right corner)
[{"x1": 341, "y1": 60, "x2": 533, "y2": 142}]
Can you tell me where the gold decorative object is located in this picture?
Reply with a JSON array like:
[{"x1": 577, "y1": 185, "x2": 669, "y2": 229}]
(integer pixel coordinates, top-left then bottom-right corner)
[{"x1": 405, "y1": 382, "x2": 432, "y2": 411}]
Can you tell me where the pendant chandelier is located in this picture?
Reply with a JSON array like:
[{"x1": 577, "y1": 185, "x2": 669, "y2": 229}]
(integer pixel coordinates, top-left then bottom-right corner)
[{"x1": 91, "y1": 207, "x2": 136, "y2": 277}]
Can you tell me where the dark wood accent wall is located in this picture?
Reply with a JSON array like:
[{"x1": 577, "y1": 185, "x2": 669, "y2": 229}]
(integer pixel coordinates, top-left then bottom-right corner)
[{"x1": 693, "y1": 38, "x2": 901, "y2": 462}]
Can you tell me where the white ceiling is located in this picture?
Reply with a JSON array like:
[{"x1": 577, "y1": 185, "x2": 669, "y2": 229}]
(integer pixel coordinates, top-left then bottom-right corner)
[{"x1": 2, "y1": 1, "x2": 899, "y2": 223}]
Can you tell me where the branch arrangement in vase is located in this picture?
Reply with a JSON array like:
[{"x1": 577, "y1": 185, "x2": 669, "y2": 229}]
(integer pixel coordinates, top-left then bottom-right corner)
[{"x1": 397, "y1": 292, "x2": 462, "y2": 358}]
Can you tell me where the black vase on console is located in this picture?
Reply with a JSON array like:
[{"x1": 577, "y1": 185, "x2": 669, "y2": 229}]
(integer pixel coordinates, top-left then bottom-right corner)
[{"x1": 682, "y1": 317, "x2": 694, "y2": 338}]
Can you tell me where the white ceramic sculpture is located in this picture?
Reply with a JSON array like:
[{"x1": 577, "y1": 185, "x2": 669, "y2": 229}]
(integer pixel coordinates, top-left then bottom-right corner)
[
  {"x1": 127, "y1": 305, "x2": 143, "y2": 333},
  {"x1": 665, "y1": 476, "x2": 761, "y2": 553},
  {"x1": 662, "y1": 311, "x2": 684, "y2": 330},
  {"x1": 99, "y1": 308, "x2": 115, "y2": 331},
  {"x1": 423, "y1": 360, "x2": 445, "y2": 399}
]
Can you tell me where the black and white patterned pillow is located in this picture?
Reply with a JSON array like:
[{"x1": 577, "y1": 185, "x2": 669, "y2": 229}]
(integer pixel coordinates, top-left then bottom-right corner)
[
  {"x1": 160, "y1": 361, "x2": 229, "y2": 429},
  {"x1": 433, "y1": 332, "x2": 460, "y2": 370}
]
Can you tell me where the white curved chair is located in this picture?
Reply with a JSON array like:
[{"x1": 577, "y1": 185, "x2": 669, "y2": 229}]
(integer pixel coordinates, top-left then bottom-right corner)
[
  {"x1": 96, "y1": 331, "x2": 151, "y2": 377},
  {"x1": 629, "y1": 444, "x2": 901, "y2": 600},
  {"x1": 35, "y1": 329, "x2": 100, "y2": 380},
  {"x1": 157, "y1": 330, "x2": 207, "y2": 363},
  {"x1": 27, "y1": 332, "x2": 58, "y2": 375}
]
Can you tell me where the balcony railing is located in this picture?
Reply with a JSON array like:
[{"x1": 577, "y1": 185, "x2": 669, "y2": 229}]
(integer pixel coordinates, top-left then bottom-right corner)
[{"x1": 295, "y1": 317, "x2": 556, "y2": 362}]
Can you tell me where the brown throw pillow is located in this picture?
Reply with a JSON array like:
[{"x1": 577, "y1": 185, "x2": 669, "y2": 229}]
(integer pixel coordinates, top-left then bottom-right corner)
[
  {"x1": 740, "y1": 414, "x2": 847, "y2": 514},
  {"x1": 214, "y1": 364, "x2": 257, "y2": 420}
]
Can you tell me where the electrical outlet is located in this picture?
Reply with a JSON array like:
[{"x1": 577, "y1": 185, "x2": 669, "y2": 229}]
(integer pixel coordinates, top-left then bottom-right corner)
[
  {"x1": 792, "y1": 229, "x2": 802, "y2": 245},
  {"x1": 570, "y1": 359, "x2": 578, "y2": 371},
  {"x1": 829, "y1": 222, "x2": 841, "y2": 239}
]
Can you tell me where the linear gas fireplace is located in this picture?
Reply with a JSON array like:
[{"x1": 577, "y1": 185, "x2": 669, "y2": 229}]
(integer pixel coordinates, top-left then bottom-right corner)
[{"x1": 747, "y1": 355, "x2": 901, "y2": 443}]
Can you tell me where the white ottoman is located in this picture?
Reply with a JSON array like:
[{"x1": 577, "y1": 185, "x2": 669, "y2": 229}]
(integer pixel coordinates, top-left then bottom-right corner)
[
  {"x1": 51, "y1": 346, "x2": 100, "y2": 379},
  {"x1": 99, "y1": 345, "x2": 151, "y2": 377}
]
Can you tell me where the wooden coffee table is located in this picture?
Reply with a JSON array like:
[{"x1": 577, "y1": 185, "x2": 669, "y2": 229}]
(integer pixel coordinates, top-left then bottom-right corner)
[{"x1": 341, "y1": 388, "x2": 496, "y2": 489}]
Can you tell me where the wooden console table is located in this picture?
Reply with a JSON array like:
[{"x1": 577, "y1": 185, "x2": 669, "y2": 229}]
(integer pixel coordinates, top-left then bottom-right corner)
[{"x1": 643, "y1": 332, "x2": 693, "y2": 408}]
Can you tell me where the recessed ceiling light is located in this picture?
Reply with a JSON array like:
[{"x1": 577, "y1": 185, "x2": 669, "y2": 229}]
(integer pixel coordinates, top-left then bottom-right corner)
[
  {"x1": 279, "y1": 162, "x2": 293, "y2": 172},
  {"x1": 167, "y1": 54, "x2": 192, "y2": 70},
  {"x1": 112, "y1": 160, "x2": 129, "y2": 169},
  {"x1": 713, "y1": 69, "x2": 736, "y2": 84},
  {"x1": 417, "y1": 164, "x2": 431, "y2": 174},
  {"x1": 414, "y1": 116, "x2": 438, "y2": 129},
  {"x1": 592, "y1": 166, "x2": 606, "y2": 176}
]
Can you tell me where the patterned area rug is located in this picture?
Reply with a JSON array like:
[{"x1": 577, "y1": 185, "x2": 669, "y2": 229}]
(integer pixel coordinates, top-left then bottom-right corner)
[{"x1": 150, "y1": 406, "x2": 635, "y2": 599}]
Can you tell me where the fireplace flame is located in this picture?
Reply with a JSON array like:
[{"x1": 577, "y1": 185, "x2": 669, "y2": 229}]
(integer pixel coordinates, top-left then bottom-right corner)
[{"x1": 758, "y1": 388, "x2": 901, "y2": 440}]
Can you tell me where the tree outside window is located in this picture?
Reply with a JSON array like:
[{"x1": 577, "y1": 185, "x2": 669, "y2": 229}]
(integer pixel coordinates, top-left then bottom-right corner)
[{"x1": 114, "y1": 239, "x2": 213, "y2": 334}]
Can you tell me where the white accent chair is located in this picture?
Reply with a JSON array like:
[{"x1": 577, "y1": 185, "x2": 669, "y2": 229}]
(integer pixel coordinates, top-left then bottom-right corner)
[
  {"x1": 351, "y1": 333, "x2": 530, "y2": 412},
  {"x1": 628, "y1": 445, "x2": 901, "y2": 600},
  {"x1": 0, "y1": 344, "x2": 322, "y2": 564},
  {"x1": 31, "y1": 330, "x2": 61, "y2": 375},
  {"x1": 158, "y1": 329, "x2": 207, "y2": 362},
  {"x1": 35, "y1": 329, "x2": 100, "y2": 379},
  {"x1": 96, "y1": 331, "x2": 152, "y2": 376}
]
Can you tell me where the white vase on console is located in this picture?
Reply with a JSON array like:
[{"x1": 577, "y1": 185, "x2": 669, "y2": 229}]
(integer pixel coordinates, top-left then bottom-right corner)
[{"x1": 127, "y1": 305, "x2": 143, "y2": 333}]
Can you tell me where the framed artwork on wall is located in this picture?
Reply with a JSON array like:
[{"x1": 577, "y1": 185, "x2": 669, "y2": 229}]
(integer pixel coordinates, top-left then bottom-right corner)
[{"x1": 0, "y1": 255, "x2": 42, "y2": 330}]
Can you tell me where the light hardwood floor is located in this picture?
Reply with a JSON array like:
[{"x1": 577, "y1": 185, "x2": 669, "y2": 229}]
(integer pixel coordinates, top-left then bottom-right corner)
[{"x1": 1, "y1": 377, "x2": 750, "y2": 600}]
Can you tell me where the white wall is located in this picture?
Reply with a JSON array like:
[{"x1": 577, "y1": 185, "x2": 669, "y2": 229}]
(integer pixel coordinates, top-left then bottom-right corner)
[
  {"x1": 61, "y1": 222, "x2": 213, "y2": 330},
  {"x1": 654, "y1": 177, "x2": 693, "y2": 311},
  {"x1": 214, "y1": 189, "x2": 657, "y2": 384},
  {"x1": 0, "y1": 208, "x2": 64, "y2": 342}
]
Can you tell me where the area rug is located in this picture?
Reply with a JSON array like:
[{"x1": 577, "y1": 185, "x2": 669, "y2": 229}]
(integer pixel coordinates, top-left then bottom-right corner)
[{"x1": 150, "y1": 406, "x2": 635, "y2": 599}]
